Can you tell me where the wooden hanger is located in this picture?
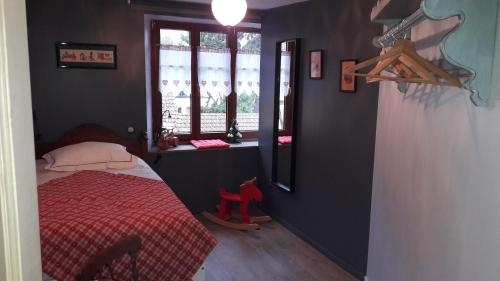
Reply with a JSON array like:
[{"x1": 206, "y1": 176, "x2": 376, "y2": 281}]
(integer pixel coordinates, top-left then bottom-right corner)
[{"x1": 343, "y1": 39, "x2": 461, "y2": 88}]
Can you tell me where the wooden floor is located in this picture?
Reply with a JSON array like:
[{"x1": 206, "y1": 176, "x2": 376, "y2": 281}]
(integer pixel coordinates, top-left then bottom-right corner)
[{"x1": 200, "y1": 217, "x2": 358, "y2": 281}]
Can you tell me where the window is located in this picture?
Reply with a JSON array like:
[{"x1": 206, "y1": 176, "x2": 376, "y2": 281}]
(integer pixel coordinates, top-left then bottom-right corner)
[{"x1": 151, "y1": 21, "x2": 261, "y2": 141}]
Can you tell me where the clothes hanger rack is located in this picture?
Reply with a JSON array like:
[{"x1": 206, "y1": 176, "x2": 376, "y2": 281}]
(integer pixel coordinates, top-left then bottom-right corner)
[
  {"x1": 344, "y1": 39, "x2": 461, "y2": 87},
  {"x1": 343, "y1": 39, "x2": 462, "y2": 87},
  {"x1": 343, "y1": 7, "x2": 461, "y2": 89},
  {"x1": 372, "y1": 8, "x2": 426, "y2": 48},
  {"x1": 352, "y1": 0, "x2": 498, "y2": 106}
]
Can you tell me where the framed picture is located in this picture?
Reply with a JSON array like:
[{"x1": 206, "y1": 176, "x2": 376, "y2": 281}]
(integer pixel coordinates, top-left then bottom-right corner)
[
  {"x1": 56, "y1": 43, "x2": 117, "y2": 69},
  {"x1": 309, "y1": 50, "x2": 323, "y2": 79},
  {"x1": 340, "y1": 59, "x2": 358, "y2": 93}
]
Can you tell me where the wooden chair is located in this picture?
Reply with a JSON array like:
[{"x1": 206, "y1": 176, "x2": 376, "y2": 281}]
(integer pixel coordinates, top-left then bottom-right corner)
[{"x1": 76, "y1": 235, "x2": 142, "y2": 281}]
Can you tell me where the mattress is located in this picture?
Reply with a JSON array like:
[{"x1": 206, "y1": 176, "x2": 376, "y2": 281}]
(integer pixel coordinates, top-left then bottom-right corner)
[{"x1": 37, "y1": 159, "x2": 216, "y2": 281}]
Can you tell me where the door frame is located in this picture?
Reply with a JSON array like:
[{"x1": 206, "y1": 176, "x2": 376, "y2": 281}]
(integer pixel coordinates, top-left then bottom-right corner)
[{"x1": 0, "y1": 0, "x2": 43, "y2": 279}]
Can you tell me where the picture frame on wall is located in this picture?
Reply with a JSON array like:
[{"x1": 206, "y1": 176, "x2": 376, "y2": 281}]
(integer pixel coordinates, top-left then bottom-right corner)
[
  {"x1": 309, "y1": 50, "x2": 323, "y2": 79},
  {"x1": 56, "y1": 42, "x2": 117, "y2": 69},
  {"x1": 339, "y1": 59, "x2": 358, "y2": 93}
]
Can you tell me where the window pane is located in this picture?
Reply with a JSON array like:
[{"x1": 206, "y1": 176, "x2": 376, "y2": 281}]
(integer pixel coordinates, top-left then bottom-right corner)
[
  {"x1": 237, "y1": 32, "x2": 261, "y2": 51},
  {"x1": 200, "y1": 32, "x2": 227, "y2": 48},
  {"x1": 159, "y1": 29, "x2": 191, "y2": 134},
  {"x1": 279, "y1": 91, "x2": 285, "y2": 131},
  {"x1": 279, "y1": 48, "x2": 291, "y2": 131},
  {"x1": 198, "y1": 47, "x2": 231, "y2": 133},
  {"x1": 160, "y1": 29, "x2": 190, "y2": 46},
  {"x1": 198, "y1": 32, "x2": 229, "y2": 133},
  {"x1": 201, "y1": 97, "x2": 227, "y2": 133},
  {"x1": 236, "y1": 32, "x2": 261, "y2": 131}
]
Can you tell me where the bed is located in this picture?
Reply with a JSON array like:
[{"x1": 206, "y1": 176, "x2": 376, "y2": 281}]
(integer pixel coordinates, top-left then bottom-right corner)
[{"x1": 36, "y1": 124, "x2": 216, "y2": 281}]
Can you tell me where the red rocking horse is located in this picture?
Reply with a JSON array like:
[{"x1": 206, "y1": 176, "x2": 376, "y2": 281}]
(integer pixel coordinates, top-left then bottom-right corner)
[{"x1": 202, "y1": 177, "x2": 272, "y2": 231}]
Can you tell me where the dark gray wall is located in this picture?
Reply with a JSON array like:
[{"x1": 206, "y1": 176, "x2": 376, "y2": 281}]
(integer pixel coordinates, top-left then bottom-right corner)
[
  {"x1": 27, "y1": 0, "x2": 147, "y2": 141},
  {"x1": 150, "y1": 147, "x2": 259, "y2": 214},
  {"x1": 259, "y1": 0, "x2": 381, "y2": 279},
  {"x1": 26, "y1": 0, "x2": 259, "y2": 212}
]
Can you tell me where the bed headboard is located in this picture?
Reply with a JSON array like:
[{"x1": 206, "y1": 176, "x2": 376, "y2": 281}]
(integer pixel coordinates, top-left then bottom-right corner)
[{"x1": 35, "y1": 124, "x2": 148, "y2": 160}]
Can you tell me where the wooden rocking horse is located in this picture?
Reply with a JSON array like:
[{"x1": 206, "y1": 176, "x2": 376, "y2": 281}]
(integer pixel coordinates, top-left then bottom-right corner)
[{"x1": 202, "y1": 177, "x2": 272, "y2": 231}]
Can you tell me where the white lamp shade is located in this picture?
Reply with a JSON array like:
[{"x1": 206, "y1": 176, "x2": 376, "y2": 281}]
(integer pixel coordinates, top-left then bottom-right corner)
[{"x1": 212, "y1": 0, "x2": 247, "y2": 27}]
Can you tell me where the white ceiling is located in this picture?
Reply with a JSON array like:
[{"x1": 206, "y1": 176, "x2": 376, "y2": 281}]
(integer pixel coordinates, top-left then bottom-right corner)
[{"x1": 169, "y1": 0, "x2": 309, "y2": 10}]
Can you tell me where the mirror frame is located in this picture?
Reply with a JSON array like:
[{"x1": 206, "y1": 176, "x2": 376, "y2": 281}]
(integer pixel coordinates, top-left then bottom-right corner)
[{"x1": 271, "y1": 38, "x2": 301, "y2": 193}]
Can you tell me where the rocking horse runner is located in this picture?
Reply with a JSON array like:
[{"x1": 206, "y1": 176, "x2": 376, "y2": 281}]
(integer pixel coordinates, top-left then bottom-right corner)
[{"x1": 202, "y1": 177, "x2": 272, "y2": 231}]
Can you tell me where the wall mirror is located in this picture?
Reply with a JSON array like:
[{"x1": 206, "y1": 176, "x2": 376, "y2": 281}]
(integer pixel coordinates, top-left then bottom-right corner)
[{"x1": 272, "y1": 39, "x2": 300, "y2": 192}]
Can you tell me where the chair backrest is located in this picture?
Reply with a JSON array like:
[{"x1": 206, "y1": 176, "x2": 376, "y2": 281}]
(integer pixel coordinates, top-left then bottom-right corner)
[{"x1": 76, "y1": 235, "x2": 142, "y2": 281}]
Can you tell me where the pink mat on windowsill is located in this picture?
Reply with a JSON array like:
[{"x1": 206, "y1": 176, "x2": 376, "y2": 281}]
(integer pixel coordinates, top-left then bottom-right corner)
[
  {"x1": 278, "y1": 136, "x2": 292, "y2": 144},
  {"x1": 190, "y1": 139, "x2": 230, "y2": 149}
]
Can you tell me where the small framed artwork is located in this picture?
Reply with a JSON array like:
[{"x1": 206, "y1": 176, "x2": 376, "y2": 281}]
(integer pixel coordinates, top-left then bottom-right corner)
[
  {"x1": 309, "y1": 50, "x2": 323, "y2": 79},
  {"x1": 340, "y1": 59, "x2": 358, "y2": 93},
  {"x1": 56, "y1": 42, "x2": 117, "y2": 69}
]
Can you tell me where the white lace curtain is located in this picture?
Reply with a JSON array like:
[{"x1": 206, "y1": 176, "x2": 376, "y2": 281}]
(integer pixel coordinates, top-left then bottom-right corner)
[
  {"x1": 159, "y1": 46, "x2": 192, "y2": 97},
  {"x1": 280, "y1": 51, "x2": 291, "y2": 97},
  {"x1": 160, "y1": 47, "x2": 261, "y2": 98},
  {"x1": 198, "y1": 47, "x2": 232, "y2": 97},
  {"x1": 236, "y1": 50, "x2": 260, "y2": 95}
]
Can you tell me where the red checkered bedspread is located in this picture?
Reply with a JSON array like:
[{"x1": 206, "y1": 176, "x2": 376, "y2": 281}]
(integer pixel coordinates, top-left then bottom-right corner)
[{"x1": 38, "y1": 170, "x2": 217, "y2": 281}]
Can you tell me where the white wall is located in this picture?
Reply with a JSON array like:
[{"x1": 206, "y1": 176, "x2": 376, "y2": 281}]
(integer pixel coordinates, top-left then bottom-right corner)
[{"x1": 367, "y1": 10, "x2": 500, "y2": 281}]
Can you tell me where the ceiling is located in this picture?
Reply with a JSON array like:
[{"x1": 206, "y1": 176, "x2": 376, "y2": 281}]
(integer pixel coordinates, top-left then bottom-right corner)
[{"x1": 168, "y1": 0, "x2": 309, "y2": 10}]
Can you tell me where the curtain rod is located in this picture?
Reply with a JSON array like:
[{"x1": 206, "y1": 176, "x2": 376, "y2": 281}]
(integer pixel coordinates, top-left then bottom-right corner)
[{"x1": 372, "y1": 8, "x2": 426, "y2": 48}]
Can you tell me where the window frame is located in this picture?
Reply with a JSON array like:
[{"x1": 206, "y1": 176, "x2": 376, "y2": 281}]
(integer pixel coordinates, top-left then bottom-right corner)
[{"x1": 151, "y1": 20, "x2": 261, "y2": 142}]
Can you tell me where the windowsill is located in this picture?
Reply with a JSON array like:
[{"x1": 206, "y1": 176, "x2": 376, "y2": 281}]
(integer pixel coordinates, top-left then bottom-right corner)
[{"x1": 149, "y1": 140, "x2": 259, "y2": 154}]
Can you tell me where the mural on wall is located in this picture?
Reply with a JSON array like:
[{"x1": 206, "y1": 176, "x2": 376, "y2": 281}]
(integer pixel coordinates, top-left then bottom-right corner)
[{"x1": 421, "y1": 0, "x2": 499, "y2": 107}]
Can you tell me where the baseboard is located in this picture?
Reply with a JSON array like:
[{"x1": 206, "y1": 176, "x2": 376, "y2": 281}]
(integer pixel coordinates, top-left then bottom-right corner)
[{"x1": 269, "y1": 213, "x2": 366, "y2": 281}]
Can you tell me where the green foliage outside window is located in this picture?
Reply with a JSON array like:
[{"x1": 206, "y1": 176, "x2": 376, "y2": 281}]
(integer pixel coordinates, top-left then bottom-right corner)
[
  {"x1": 237, "y1": 91, "x2": 259, "y2": 113},
  {"x1": 180, "y1": 32, "x2": 228, "y2": 48},
  {"x1": 237, "y1": 33, "x2": 261, "y2": 51},
  {"x1": 200, "y1": 91, "x2": 258, "y2": 114},
  {"x1": 201, "y1": 95, "x2": 227, "y2": 113}
]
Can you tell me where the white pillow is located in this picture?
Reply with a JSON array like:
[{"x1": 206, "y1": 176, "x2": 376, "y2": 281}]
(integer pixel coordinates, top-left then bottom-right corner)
[{"x1": 42, "y1": 141, "x2": 138, "y2": 172}]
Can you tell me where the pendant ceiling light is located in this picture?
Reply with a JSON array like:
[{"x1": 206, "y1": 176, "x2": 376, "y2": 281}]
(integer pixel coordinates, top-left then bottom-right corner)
[{"x1": 211, "y1": 0, "x2": 248, "y2": 27}]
